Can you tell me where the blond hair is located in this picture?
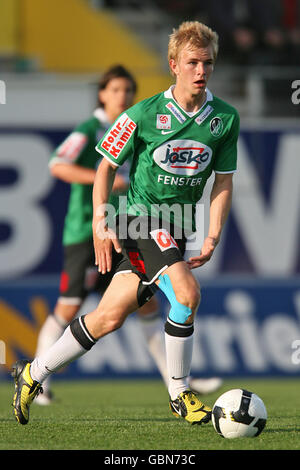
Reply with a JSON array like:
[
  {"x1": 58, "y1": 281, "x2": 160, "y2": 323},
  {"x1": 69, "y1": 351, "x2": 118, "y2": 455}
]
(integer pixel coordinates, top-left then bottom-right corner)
[{"x1": 168, "y1": 21, "x2": 219, "y2": 72}]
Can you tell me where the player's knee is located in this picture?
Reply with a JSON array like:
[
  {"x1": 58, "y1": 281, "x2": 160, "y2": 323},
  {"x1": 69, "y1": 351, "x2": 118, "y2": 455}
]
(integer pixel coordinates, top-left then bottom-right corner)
[
  {"x1": 158, "y1": 273, "x2": 200, "y2": 324},
  {"x1": 176, "y1": 283, "x2": 201, "y2": 312}
]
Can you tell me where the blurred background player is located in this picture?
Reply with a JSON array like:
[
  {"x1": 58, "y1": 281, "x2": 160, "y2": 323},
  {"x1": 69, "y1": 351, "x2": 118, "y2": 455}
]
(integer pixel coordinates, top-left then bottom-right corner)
[{"x1": 35, "y1": 64, "x2": 222, "y2": 404}]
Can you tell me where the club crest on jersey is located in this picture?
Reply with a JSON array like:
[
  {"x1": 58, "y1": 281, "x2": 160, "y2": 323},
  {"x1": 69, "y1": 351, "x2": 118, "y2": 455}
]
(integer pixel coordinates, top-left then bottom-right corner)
[
  {"x1": 153, "y1": 139, "x2": 212, "y2": 176},
  {"x1": 210, "y1": 117, "x2": 223, "y2": 137},
  {"x1": 101, "y1": 113, "x2": 136, "y2": 159},
  {"x1": 156, "y1": 114, "x2": 171, "y2": 129}
]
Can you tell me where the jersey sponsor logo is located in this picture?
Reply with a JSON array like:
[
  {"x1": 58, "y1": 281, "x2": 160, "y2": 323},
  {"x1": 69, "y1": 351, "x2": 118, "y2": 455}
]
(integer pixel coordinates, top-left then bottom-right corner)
[
  {"x1": 166, "y1": 102, "x2": 186, "y2": 123},
  {"x1": 210, "y1": 117, "x2": 223, "y2": 137},
  {"x1": 153, "y1": 139, "x2": 212, "y2": 176},
  {"x1": 195, "y1": 105, "x2": 214, "y2": 126},
  {"x1": 157, "y1": 174, "x2": 202, "y2": 187},
  {"x1": 101, "y1": 113, "x2": 136, "y2": 159},
  {"x1": 156, "y1": 114, "x2": 171, "y2": 129},
  {"x1": 56, "y1": 132, "x2": 88, "y2": 162},
  {"x1": 150, "y1": 228, "x2": 178, "y2": 252}
]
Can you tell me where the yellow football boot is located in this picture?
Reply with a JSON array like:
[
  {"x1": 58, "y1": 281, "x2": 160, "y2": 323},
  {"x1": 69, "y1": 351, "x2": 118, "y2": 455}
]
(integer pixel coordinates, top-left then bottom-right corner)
[
  {"x1": 169, "y1": 390, "x2": 211, "y2": 425},
  {"x1": 12, "y1": 360, "x2": 43, "y2": 425}
]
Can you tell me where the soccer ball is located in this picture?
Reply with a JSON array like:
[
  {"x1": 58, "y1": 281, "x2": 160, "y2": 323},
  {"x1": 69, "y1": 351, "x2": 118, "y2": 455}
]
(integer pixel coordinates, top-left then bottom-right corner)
[{"x1": 212, "y1": 389, "x2": 267, "y2": 438}]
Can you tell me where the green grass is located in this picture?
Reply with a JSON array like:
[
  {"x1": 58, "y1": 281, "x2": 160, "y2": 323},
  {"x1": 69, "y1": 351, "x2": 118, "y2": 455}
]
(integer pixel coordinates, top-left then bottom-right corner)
[{"x1": 1, "y1": 378, "x2": 299, "y2": 450}]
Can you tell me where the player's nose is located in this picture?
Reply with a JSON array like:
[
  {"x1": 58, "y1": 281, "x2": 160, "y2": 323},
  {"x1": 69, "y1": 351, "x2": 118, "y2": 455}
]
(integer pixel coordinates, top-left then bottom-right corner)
[{"x1": 196, "y1": 62, "x2": 206, "y2": 77}]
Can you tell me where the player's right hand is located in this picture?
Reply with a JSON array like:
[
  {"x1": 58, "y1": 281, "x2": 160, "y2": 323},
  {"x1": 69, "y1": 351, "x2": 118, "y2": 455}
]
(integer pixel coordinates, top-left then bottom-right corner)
[
  {"x1": 93, "y1": 217, "x2": 122, "y2": 274},
  {"x1": 187, "y1": 236, "x2": 216, "y2": 269}
]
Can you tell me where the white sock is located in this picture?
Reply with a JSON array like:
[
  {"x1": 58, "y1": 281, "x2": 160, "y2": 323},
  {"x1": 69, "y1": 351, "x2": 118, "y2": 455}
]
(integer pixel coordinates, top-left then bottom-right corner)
[
  {"x1": 36, "y1": 314, "x2": 68, "y2": 355},
  {"x1": 35, "y1": 314, "x2": 68, "y2": 392},
  {"x1": 137, "y1": 312, "x2": 169, "y2": 387},
  {"x1": 165, "y1": 331, "x2": 194, "y2": 400},
  {"x1": 30, "y1": 325, "x2": 87, "y2": 384}
]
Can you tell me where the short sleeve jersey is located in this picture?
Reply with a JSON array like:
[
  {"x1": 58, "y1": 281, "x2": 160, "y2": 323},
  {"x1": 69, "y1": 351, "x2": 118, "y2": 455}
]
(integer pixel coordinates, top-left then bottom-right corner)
[
  {"x1": 96, "y1": 87, "x2": 240, "y2": 233},
  {"x1": 49, "y1": 108, "x2": 129, "y2": 245}
]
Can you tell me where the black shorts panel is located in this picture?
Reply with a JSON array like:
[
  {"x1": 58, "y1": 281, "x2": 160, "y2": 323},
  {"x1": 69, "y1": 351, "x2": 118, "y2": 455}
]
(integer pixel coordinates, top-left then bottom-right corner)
[
  {"x1": 60, "y1": 240, "x2": 122, "y2": 299},
  {"x1": 114, "y1": 216, "x2": 186, "y2": 285}
]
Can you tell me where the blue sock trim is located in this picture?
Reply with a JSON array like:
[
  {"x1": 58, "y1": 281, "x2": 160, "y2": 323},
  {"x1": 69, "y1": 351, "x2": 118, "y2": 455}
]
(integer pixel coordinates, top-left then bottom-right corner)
[{"x1": 158, "y1": 273, "x2": 192, "y2": 324}]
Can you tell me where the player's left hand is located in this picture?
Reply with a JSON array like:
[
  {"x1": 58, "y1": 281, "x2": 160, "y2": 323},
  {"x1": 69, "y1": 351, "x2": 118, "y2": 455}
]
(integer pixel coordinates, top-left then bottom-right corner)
[{"x1": 187, "y1": 236, "x2": 217, "y2": 269}]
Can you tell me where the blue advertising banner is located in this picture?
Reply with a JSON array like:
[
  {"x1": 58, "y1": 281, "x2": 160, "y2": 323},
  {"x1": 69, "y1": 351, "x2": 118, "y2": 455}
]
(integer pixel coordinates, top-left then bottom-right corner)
[
  {"x1": 0, "y1": 277, "x2": 299, "y2": 378},
  {"x1": 0, "y1": 124, "x2": 300, "y2": 378}
]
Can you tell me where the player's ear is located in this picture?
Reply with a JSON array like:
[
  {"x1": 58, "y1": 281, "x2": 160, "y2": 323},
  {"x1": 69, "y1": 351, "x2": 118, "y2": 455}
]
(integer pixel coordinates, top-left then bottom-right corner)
[
  {"x1": 169, "y1": 58, "x2": 178, "y2": 77},
  {"x1": 98, "y1": 89, "x2": 106, "y2": 106}
]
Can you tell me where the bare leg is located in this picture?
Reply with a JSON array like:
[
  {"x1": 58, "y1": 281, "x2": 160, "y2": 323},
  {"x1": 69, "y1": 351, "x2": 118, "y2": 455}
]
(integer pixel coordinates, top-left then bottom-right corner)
[
  {"x1": 30, "y1": 273, "x2": 141, "y2": 384},
  {"x1": 84, "y1": 272, "x2": 140, "y2": 339}
]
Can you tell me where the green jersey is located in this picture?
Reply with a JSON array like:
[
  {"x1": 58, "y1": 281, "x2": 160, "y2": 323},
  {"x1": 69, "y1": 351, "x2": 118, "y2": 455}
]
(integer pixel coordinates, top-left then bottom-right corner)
[
  {"x1": 96, "y1": 86, "x2": 239, "y2": 233},
  {"x1": 49, "y1": 108, "x2": 128, "y2": 245}
]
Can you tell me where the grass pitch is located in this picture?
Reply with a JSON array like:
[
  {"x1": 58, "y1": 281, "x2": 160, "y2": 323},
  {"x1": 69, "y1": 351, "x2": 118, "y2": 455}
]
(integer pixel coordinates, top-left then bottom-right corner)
[{"x1": 0, "y1": 377, "x2": 299, "y2": 450}]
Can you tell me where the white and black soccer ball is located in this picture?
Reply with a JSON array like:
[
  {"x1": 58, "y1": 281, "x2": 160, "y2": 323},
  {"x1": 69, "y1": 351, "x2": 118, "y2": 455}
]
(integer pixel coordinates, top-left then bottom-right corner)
[{"x1": 212, "y1": 389, "x2": 267, "y2": 439}]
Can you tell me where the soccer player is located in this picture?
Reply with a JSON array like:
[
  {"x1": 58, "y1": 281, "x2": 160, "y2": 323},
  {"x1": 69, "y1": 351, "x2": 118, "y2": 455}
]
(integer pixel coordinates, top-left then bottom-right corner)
[
  {"x1": 33, "y1": 65, "x2": 136, "y2": 404},
  {"x1": 12, "y1": 21, "x2": 238, "y2": 425},
  {"x1": 32, "y1": 64, "x2": 221, "y2": 405}
]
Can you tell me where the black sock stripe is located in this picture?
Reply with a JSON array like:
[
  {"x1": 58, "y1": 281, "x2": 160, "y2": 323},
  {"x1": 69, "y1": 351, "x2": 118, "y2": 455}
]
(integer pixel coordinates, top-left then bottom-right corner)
[
  {"x1": 70, "y1": 315, "x2": 96, "y2": 350},
  {"x1": 164, "y1": 318, "x2": 194, "y2": 337}
]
